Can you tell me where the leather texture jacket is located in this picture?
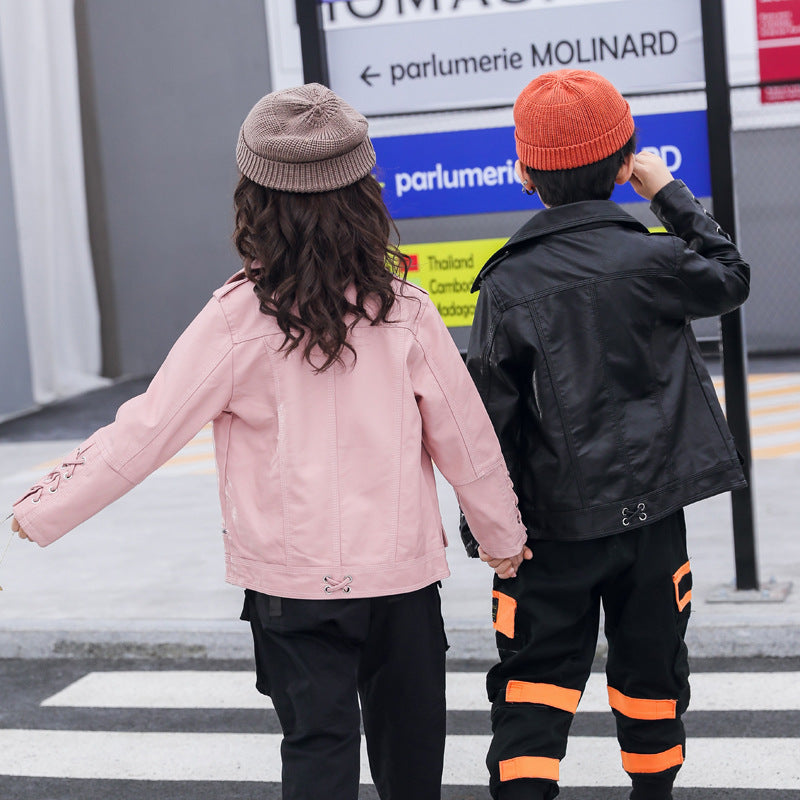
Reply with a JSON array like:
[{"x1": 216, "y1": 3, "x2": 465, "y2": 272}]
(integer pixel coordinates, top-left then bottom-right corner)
[
  {"x1": 13, "y1": 278, "x2": 526, "y2": 599},
  {"x1": 461, "y1": 180, "x2": 750, "y2": 551}
]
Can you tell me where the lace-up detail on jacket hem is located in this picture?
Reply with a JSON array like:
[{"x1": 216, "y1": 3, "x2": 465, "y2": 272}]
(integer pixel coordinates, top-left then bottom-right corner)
[
  {"x1": 323, "y1": 575, "x2": 352, "y2": 594},
  {"x1": 21, "y1": 447, "x2": 89, "y2": 504}
]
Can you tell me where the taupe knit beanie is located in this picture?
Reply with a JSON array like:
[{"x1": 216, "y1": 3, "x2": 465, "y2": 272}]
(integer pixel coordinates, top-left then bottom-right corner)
[{"x1": 236, "y1": 83, "x2": 376, "y2": 193}]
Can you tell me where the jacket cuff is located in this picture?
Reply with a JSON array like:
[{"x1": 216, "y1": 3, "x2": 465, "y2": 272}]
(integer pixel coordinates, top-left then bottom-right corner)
[
  {"x1": 649, "y1": 179, "x2": 692, "y2": 224},
  {"x1": 454, "y1": 460, "x2": 527, "y2": 559},
  {"x1": 12, "y1": 438, "x2": 134, "y2": 546}
]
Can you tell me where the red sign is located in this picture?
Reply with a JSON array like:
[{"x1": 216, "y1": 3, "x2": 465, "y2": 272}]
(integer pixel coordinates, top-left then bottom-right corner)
[{"x1": 756, "y1": 0, "x2": 800, "y2": 103}]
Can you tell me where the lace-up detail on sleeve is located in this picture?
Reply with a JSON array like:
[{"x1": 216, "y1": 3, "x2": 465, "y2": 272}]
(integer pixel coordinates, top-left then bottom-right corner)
[{"x1": 21, "y1": 446, "x2": 90, "y2": 504}]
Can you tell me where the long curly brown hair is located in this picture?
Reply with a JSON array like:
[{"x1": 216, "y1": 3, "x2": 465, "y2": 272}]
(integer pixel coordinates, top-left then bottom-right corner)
[{"x1": 233, "y1": 173, "x2": 409, "y2": 372}]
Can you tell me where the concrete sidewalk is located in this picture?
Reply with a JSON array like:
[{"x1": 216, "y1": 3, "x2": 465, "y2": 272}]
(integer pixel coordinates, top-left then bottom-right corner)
[{"x1": 0, "y1": 378, "x2": 798, "y2": 661}]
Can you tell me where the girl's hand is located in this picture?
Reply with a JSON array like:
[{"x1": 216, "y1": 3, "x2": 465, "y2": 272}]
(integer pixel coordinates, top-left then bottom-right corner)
[
  {"x1": 478, "y1": 544, "x2": 533, "y2": 579},
  {"x1": 630, "y1": 151, "x2": 675, "y2": 201},
  {"x1": 10, "y1": 517, "x2": 30, "y2": 541}
]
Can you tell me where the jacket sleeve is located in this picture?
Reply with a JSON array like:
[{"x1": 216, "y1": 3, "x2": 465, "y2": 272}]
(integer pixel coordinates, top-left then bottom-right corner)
[
  {"x1": 651, "y1": 179, "x2": 750, "y2": 320},
  {"x1": 409, "y1": 294, "x2": 526, "y2": 560},
  {"x1": 12, "y1": 297, "x2": 234, "y2": 546},
  {"x1": 460, "y1": 283, "x2": 528, "y2": 555}
]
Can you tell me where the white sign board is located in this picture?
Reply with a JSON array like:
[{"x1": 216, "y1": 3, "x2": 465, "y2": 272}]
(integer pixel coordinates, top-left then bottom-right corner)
[{"x1": 324, "y1": 0, "x2": 705, "y2": 115}]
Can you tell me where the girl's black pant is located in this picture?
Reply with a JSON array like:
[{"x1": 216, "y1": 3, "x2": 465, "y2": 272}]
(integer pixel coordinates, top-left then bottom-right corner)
[
  {"x1": 241, "y1": 581, "x2": 448, "y2": 800},
  {"x1": 488, "y1": 510, "x2": 692, "y2": 800}
]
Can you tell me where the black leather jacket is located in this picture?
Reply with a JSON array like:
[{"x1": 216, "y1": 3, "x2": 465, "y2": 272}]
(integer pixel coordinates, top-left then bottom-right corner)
[{"x1": 461, "y1": 180, "x2": 749, "y2": 552}]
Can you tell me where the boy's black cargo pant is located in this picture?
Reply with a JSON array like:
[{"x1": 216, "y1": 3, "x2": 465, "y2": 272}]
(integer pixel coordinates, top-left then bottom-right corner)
[
  {"x1": 488, "y1": 510, "x2": 692, "y2": 800},
  {"x1": 241, "y1": 582, "x2": 448, "y2": 800}
]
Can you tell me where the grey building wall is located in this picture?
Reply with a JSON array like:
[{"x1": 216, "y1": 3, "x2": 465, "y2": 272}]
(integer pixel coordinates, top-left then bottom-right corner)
[
  {"x1": 77, "y1": 0, "x2": 270, "y2": 377},
  {"x1": 733, "y1": 126, "x2": 800, "y2": 355},
  {"x1": 0, "y1": 48, "x2": 35, "y2": 419}
]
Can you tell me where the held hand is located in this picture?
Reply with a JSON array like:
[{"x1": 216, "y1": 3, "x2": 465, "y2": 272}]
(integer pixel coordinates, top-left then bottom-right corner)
[
  {"x1": 10, "y1": 517, "x2": 30, "y2": 541},
  {"x1": 478, "y1": 544, "x2": 533, "y2": 579},
  {"x1": 629, "y1": 151, "x2": 674, "y2": 201}
]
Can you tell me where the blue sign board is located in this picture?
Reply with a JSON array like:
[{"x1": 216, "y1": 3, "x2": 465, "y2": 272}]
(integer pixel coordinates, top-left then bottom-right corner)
[{"x1": 373, "y1": 110, "x2": 710, "y2": 219}]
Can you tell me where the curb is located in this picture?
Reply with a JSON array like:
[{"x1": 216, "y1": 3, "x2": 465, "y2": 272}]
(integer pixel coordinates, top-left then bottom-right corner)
[{"x1": 2, "y1": 619, "x2": 799, "y2": 660}]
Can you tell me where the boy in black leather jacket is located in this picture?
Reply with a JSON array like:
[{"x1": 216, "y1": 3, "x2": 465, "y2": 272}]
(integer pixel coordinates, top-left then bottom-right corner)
[{"x1": 462, "y1": 70, "x2": 750, "y2": 800}]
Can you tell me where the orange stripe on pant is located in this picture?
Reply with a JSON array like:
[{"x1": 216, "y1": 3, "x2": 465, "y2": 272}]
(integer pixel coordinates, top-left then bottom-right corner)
[
  {"x1": 506, "y1": 680, "x2": 581, "y2": 714},
  {"x1": 492, "y1": 590, "x2": 516, "y2": 638},
  {"x1": 672, "y1": 560, "x2": 692, "y2": 612},
  {"x1": 607, "y1": 686, "x2": 677, "y2": 720},
  {"x1": 499, "y1": 756, "x2": 560, "y2": 782},
  {"x1": 621, "y1": 745, "x2": 684, "y2": 774}
]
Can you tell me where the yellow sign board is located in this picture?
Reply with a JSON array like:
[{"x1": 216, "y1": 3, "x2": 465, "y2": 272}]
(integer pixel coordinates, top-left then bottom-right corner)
[{"x1": 403, "y1": 237, "x2": 505, "y2": 327}]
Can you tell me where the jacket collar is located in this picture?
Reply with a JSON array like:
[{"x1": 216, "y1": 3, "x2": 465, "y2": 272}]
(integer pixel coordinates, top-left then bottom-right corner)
[{"x1": 473, "y1": 201, "x2": 650, "y2": 290}]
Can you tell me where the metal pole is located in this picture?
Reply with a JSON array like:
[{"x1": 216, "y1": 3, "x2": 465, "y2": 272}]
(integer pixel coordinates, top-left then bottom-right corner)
[
  {"x1": 700, "y1": 0, "x2": 759, "y2": 590},
  {"x1": 294, "y1": 0, "x2": 330, "y2": 86}
]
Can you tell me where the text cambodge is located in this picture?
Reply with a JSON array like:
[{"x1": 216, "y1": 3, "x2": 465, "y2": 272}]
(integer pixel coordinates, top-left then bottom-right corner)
[{"x1": 388, "y1": 30, "x2": 679, "y2": 86}]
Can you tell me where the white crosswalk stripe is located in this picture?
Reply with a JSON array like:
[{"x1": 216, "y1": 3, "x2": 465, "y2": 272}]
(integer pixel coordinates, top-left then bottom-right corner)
[
  {"x1": 39, "y1": 670, "x2": 800, "y2": 712},
  {"x1": 0, "y1": 669, "x2": 796, "y2": 793},
  {"x1": 0, "y1": 729, "x2": 799, "y2": 789}
]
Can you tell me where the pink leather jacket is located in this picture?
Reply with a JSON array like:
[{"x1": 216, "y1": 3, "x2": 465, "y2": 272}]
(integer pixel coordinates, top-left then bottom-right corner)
[{"x1": 13, "y1": 276, "x2": 526, "y2": 599}]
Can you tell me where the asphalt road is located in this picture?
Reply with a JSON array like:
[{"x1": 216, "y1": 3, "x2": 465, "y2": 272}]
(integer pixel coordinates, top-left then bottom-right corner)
[{"x1": 1, "y1": 656, "x2": 799, "y2": 800}]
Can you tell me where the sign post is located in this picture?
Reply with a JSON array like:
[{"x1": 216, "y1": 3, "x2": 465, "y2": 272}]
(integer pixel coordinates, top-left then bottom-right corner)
[
  {"x1": 295, "y1": 0, "x2": 328, "y2": 85},
  {"x1": 700, "y1": 0, "x2": 759, "y2": 592}
]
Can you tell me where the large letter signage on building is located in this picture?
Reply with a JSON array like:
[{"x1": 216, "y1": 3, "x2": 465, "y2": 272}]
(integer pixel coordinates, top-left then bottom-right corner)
[{"x1": 323, "y1": 0, "x2": 705, "y2": 115}]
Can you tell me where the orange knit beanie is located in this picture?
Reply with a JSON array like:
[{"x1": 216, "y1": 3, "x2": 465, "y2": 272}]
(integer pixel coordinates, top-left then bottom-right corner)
[{"x1": 514, "y1": 70, "x2": 634, "y2": 171}]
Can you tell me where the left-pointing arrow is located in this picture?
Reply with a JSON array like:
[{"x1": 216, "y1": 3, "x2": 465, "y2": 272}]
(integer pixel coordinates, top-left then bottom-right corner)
[{"x1": 360, "y1": 66, "x2": 381, "y2": 87}]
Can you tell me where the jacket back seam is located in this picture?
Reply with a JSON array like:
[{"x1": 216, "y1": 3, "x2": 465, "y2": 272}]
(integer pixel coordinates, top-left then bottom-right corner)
[
  {"x1": 491, "y1": 266, "x2": 668, "y2": 311},
  {"x1": 526, "y1": 297, "x2": 589, "y2": 506},
  {"x1": 588, "y1": 283, "x2": 641, "y2": 495}
]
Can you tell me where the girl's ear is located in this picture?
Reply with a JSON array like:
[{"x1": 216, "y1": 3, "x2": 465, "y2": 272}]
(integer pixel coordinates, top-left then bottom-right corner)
[{"x1": 615, "y1": 152, "x2": 636, "y2": 185}]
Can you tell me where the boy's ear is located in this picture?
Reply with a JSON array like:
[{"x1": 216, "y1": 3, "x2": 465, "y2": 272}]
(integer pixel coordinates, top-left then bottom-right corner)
[
  {"x1": 515, "y1": 159, "x2": 533, "y2": 190},
  {"x1": 615, "y1": 152, "x2": 635, "y2": 185}
]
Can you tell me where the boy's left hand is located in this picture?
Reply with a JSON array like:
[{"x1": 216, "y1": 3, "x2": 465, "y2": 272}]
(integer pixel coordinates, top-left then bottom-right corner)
[{"x1": 478, "y1": 545, "x2": 533, "y2": 579}]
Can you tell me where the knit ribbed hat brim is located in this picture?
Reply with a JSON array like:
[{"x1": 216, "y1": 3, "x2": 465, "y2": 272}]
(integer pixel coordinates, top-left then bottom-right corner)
[
  {"x1": 236, "y1": 83, "x2": 376, "y2": 193},
  {"x1": 236, "y1": 131, "x2": 376, "y2": 193},
  {"x1": 514, "y1": 70, "x2": 635, "y2": 171}
]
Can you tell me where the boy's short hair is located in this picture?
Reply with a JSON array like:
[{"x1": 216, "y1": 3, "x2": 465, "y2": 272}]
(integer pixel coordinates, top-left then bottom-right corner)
[
  {"x1": 514, "y1": 69, "x2": 636, "y2": 205},
  {"x1": 526, "y1": 133, "x2": 637, "y2": 207}
]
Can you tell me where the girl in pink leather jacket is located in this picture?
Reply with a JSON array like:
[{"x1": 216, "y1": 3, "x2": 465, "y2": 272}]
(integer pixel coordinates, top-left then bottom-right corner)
[{"x1": 11, "y1": 84, "x2": 529, "y2": 800}]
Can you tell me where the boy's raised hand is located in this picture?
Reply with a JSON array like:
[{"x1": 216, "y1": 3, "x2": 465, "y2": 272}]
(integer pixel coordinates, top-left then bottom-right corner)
[
  {"x1": 629, "y1": 151, "x2": 675, "y2": 201},
  {"x1": 478, "y1": 544, "x2": 533, "y2": 579}
]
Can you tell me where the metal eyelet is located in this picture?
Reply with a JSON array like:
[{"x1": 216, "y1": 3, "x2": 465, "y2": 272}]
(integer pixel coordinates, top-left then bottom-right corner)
[
  {"x1": 48, "y1": 486, "x2": 58, "y2": 493},
  {"x1": 343, "y1": 587, "x2": 351, "y2": 594},
  {"x1": 32, "y1": 497, "x2": 40, "y2": 504},
  {"x1": 64, "y1": 473, "x2": 72, "y2": 479},
  {"x1": 622, "y1": 518, "x2": 630, "y2": 526},
  {"x1": 324, "y1": 586, "x2": 333, "y2": 593}
]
